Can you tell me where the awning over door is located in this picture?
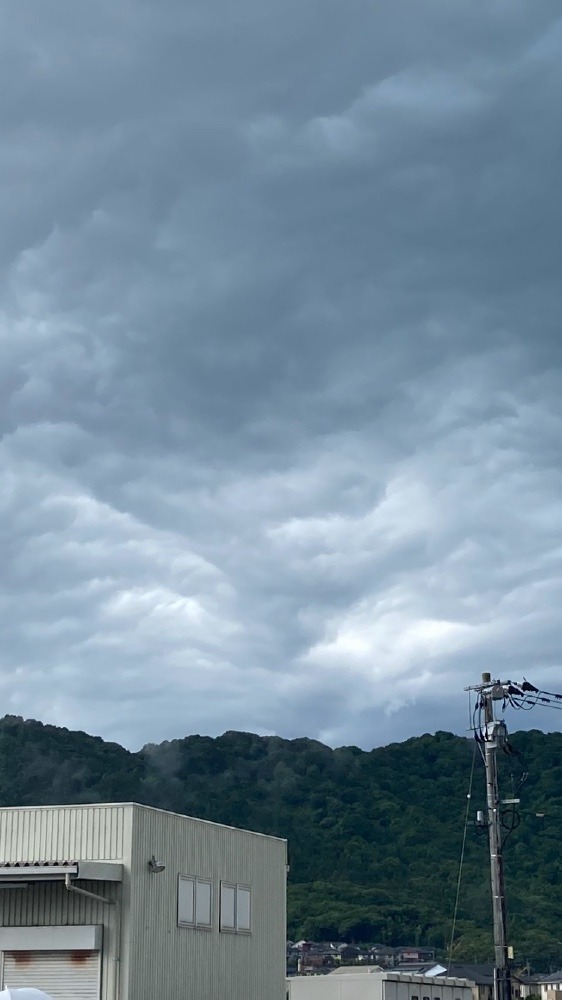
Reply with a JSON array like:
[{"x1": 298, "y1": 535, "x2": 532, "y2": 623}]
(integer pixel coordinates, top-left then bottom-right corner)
[{"x1": 0, "y1": 862, "x2": 122, "y2": 885}]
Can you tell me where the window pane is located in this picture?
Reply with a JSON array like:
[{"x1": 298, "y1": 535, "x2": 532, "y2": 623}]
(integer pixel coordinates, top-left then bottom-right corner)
[
  {"x1": 196, "y1": 879, "x2": 212, "y2": 927},
  {"x1": 178, "y1": 876, "x2": 195, "y2": 926},
  {"x1": 220, "y1": 883, "x2": 236, "y2": 930},
  {"x1": 237, "y1": 886, "x2": 251, "y2": 932}
]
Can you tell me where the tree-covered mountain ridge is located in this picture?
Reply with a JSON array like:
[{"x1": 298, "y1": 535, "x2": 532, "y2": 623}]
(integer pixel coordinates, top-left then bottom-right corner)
[{"x1": 1, "y1": 715, "x2": 561, "y2": 969}]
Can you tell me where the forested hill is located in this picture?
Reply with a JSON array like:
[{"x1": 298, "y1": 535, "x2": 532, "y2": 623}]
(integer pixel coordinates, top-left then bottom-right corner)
[{"x1": 0, "y1": 716, "x2": 561, "y2": 967}]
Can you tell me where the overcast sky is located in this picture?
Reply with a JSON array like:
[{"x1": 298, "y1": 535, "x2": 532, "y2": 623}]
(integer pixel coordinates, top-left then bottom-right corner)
[{"x1": 2, "y1": 0, "x2": 562, "y2": 752}]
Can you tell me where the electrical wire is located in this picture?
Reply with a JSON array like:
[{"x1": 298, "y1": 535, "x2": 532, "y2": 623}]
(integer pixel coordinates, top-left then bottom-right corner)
[
  {"x1": 447, "y1": 742, "x2": 477, "y2": 968},
  {"x1": 462, "y1": 675, "x2": 561, "y2": 970},
  {"x1": 469, "y1": 680, "x2": 562, "y2": 744},
  {"x1": 506, "y1": 679, "x2": 562, "y2": 712},
  {"x1": 466, "y1": 677, "x2": 556, "y2": 858}
]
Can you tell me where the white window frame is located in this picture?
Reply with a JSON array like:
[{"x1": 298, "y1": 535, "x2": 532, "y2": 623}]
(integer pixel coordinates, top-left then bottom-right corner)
[
  {"x1": 219, "y1": 881, "x2": 252, "y2": 934},
  {"x1": 178, "y1": 875, "x2": 213, "y2": 930},
  {"x1": 236, "y1": 885, "x2": 251, "y2": 933},
  {"x1": 220, "y1": 882, "x2": 236, "y2": 932}
]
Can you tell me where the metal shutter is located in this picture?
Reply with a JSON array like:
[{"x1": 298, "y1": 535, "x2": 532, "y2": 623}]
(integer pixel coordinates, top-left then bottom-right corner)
[{"x1": 3, "y1": 949, "x2": 101, "y2": 1000}]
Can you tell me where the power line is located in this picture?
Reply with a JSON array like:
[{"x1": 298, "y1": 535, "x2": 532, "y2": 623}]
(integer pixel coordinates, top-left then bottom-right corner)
[
  {"x1": 464, "y1": 673, "x2": 562, "y2": 1000},
  {"x1": 447, "y1": 742, "x2": 477, "y2": 967}
]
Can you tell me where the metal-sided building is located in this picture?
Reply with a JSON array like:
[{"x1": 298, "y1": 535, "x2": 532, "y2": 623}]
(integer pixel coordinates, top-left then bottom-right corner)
[
  {"x1": 0, "y1": 802, "x2": 287, "y2": 1000},
  {"x1": 287, "y1": 971, "x2": 475, "y2": 1000}
]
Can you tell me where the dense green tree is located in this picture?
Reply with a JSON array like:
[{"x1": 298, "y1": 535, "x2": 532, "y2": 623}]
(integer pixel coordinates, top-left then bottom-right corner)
[{"x1": 0, "y1": 716, "x2": 560, "y2": 969}]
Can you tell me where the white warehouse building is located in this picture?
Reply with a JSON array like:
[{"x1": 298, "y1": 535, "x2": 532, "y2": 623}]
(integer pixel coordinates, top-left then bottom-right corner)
[
  {"x1": 0, "y1": 802, "x2": 287, "y2": 1000},
  {"x1": 287, "y1": 970, "x2": 475, "y2": 1000}
]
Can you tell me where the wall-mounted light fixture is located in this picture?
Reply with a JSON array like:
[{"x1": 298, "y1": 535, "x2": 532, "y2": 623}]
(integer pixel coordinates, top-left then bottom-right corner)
[{"x1": 148, "y1": 855, "x2": 166, "y2": 874}]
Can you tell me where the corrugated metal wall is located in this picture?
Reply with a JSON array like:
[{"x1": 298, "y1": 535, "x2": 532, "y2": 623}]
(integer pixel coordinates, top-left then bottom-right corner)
[
  {"x1": 0, "y1": 806, "x2": 129, "y2": 862},
  {"x1": 128, "y1": 805, "x2": 287, "y2": 1000},
  {"x1": 288, "y1": 976, "x2": 474, "y2": 1000},
  {"x1": 0, "y1": 881, "x2": 121, "y2": 1000},
  {"x1": 0, "y1": 805, "x2": 133, "y2": 1000},
  {"x1": 0, "y1": 879, "x2": 116, "y2": 927},
  {"x1": 288, "y1": 974, "x2": 384, "y2": 1000}
]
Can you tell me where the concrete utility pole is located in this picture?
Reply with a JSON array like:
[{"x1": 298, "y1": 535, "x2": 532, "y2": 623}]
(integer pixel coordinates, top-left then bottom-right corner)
[{"x1": 466, "y1": 673, "x2": 512, "y2": 1000}]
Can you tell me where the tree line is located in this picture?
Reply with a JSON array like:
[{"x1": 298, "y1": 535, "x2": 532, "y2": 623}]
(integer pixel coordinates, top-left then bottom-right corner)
[{"x1": 0, "y1": 716, "x2": 561, "y2": 968}]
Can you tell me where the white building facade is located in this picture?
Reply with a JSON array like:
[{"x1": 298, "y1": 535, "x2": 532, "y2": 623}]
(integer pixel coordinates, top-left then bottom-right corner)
[
  {"x1": 539, "y1": 979, "x2": 562, "y2": 1000},
  {"x1": 0, "y1": 802, "x2": 287, "y2": 1000},
  {"x1": 287, "y1": 970, "x2": 474, "y2": 1000}
]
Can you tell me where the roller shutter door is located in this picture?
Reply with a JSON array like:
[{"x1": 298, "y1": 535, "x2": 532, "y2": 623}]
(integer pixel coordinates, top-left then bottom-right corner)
[{"x1": 3, "y1": 949, "x2": 100, "y2": 999}]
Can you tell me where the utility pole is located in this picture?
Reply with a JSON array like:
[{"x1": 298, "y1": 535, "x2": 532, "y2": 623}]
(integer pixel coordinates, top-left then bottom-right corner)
[{"x1": 466, "y1": 673, "x2": 512, "y2": 1000}]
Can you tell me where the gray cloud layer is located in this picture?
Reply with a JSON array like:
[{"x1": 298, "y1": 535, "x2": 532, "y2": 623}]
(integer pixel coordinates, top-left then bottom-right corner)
[{"x1": 2, "y1": 0, "x2": 562, "y2": 749}]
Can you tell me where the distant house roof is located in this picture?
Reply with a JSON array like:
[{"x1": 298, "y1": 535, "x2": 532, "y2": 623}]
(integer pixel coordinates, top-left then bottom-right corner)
[
  {"x1": 399, "y1": 948, "x2": 435, "y2": 955},
  {"x1": 329, "y1": 967, "x2": 383, "y2": 976},
  {"x1": 426, "y1": 963, "x2": 524, "y2": 986},
  {"x1": 540, "y1": 973, "x2": 562, "y2": 984},
  {"x1": 395, "y1": 964, "x2": 440, "y2": 975}
]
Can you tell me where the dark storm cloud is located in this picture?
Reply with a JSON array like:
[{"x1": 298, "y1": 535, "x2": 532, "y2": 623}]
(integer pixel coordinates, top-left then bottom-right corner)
[{"x1": 1, "y1": 0, "x2": 562, "y2": 749}]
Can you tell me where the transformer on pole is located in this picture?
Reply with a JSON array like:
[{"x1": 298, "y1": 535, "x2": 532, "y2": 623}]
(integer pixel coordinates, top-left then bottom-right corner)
[
  {"x1": 463, "y1": 671, "x2": 562, "y2": 998},
  {"x1": 465, "y1": 673, "x2": 512, "y2": 1000}
]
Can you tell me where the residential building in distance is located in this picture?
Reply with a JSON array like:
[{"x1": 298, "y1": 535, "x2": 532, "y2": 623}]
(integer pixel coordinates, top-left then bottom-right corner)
[
  {"x1": 425, "y1": 963, "x2": 525, "y2": 1000},
  {"x1": 538, "y1": 972, "x2": 562, "y2": 1000}
]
